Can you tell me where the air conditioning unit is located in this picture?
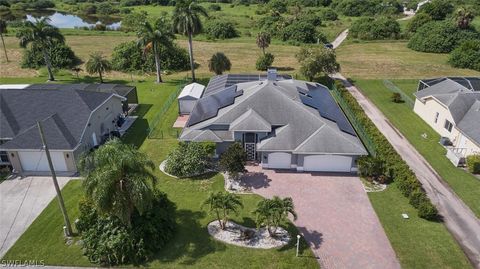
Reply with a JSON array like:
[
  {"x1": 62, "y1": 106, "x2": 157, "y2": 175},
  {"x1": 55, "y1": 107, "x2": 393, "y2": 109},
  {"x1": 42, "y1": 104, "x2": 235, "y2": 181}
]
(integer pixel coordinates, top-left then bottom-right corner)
[{"x1": 439, "y1": 137, "x2": 452, "y2": 146}]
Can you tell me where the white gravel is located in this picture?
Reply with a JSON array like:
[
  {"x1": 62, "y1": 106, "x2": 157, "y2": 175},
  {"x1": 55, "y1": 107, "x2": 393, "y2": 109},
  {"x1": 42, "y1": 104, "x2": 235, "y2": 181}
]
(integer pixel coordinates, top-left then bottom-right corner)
[
  {"x1": 223, "y1": 172, "x2": 252, "y2": 193},
  {"x1": 207, "y1": 220, "x2": 290, "y2": 249}
]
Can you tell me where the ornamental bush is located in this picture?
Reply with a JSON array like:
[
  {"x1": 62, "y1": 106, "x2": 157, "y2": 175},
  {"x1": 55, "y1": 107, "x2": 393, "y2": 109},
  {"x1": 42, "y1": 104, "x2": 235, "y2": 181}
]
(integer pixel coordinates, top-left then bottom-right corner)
[
  {"x1": 350, "y1": 17, "x2": 401, "y2": 40},
  {"x1": 77, "y1": 192, "x2": 176, "y2": 265},
  {"x1": 319, "y1": 8, "x2": 338, "y2": 21},
  {"x1": 21, "y1": 41, "x2": 80, "y2": 69},
  {"x1": 255, "y1": 52, "x2": 275, "y2": 71},
  {"x1": 332, "y1": 0, "x2": 402, "y2": 17},
  {"x1": 408, "y1": 21, "x2": 480, "y2": 53},
  {"x1": 280, "y1": 20, "x2": 323, "y2": 44},
  {"x1": 164, "y1": 142, "x2": 214, "y2": 178},
  {"x1": 406, "y1": 13, "x2": 432, "y2": 33},
  {"x1": 219, "y1": 142, "x2": 247, "y2": 180},
  {"x1": 417, "y1": 0, "x2": 453, "y2": 20},
  {"x1": 204, "y1": 19, "x2": 239, "y2": 39},
  {"x1": 448, "y1": 40, "x2": 480, "y2": 71},
  {"x1": 466, "y1": 154, "x2": 480, "y2": 174},
  {"x1": 111, "y1": 41, "x2": 189, "y2": 73}
]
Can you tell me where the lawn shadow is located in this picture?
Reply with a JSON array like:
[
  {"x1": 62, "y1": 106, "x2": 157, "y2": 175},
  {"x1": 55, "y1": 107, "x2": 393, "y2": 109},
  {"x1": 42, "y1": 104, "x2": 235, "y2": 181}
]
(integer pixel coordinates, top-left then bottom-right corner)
[
  {"x1": 152, "y1": 209, "x2": 224, "y2": 266},
  {"x1": 239, "y1": 216, "x2": 256, "y2": 228},
  {"x1": 121, "y1": 104, "x2": 152, "y2": 148}
]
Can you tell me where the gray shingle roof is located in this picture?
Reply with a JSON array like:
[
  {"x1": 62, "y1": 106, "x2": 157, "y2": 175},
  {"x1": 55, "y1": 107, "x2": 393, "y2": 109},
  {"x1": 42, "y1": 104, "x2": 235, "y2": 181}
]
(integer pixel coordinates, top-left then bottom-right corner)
[
  {"x1": 457, "y1": 100, "x2": 480, "y2": 147},
  {"x1": 181, "y1": 79, "x2": 367, "y2": 155},
  {"x1": 0, "y1": 88, "x2": 117, "y2": 150}
]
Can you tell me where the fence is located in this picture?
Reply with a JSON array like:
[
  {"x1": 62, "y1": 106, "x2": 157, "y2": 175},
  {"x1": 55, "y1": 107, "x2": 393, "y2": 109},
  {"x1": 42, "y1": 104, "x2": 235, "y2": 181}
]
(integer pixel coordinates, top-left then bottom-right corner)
[
  {"x1": 383, "y1": 79, "x2": 415, "y2": 108},
  {"x1": 147, "y1": 81, "x2": 187, "y2": 139},
  {"x1": 330, "y1": 85, "x2": 377, "y2": 157}
]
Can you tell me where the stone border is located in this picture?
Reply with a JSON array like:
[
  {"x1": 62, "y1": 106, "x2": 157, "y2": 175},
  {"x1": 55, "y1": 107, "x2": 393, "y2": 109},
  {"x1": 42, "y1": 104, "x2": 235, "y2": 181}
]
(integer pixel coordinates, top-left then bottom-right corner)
[
  {"x1": 207, "y1": 220, "x2": 290, "y2": 249},
  {"x1": 159, "y1": 160, "x2": 216, "y2": 179},
  {"x1": 360, "y1": 178, "x2": 387, "y2": 192}
]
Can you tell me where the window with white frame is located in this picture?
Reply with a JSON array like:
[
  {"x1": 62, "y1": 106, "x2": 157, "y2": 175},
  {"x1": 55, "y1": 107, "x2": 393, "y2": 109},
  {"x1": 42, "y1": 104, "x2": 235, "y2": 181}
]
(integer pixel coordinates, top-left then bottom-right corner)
[
  {"x1": 444, "y1": 120, "x2": 453, "y2": 132},
  {"x1": 434, "y1": 112, "x2": 439, "y2": 123}
]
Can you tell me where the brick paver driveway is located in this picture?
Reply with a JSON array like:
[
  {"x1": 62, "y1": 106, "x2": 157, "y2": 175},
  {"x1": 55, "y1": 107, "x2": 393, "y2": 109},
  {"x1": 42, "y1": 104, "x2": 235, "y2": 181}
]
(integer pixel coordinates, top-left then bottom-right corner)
[{"x1": 241, "y1": 165, "x2": 400, "y2": 269}]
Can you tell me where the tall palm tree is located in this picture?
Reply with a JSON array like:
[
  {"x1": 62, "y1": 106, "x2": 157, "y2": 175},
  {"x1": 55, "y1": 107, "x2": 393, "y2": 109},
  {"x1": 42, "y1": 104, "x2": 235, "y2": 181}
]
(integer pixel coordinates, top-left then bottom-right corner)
[
  {"x1": 0, "y1": 19, "x2": 8, "y2": 62},
  {"x1": 172, "y1": 0, "x2": 208, "y2": 82},
  {"x1": 253, "y1": 196, "x2": 297, "y2": 237},
  {"x1": 85, "y1": 52, "x2": 111, "y2": 83},
  {"x1": 202, "y1": 192, "x2": 243, "y2": 230},
  {"x1": 78, "y1": 139, "x2": 157, "y2": 226},
  {"x1": 455, "y1": 7, "x2": 474, "y2": 29},
  {"x1": 256, "y1": 32, "x2": 271, "y2": 55},
  {"x1": 137, "y1": 20, "x2": 174, "y2": 83},
  {"x1": 16, "y1": 18, "x2": 65, "y2": 81}
]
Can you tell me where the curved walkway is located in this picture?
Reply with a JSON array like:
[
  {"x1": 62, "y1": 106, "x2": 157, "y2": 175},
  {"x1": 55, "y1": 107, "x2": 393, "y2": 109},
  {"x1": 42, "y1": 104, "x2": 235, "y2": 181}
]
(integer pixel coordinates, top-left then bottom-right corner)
[{"x1": 241, "y1": 165, "x2": 400, "y2": 269}]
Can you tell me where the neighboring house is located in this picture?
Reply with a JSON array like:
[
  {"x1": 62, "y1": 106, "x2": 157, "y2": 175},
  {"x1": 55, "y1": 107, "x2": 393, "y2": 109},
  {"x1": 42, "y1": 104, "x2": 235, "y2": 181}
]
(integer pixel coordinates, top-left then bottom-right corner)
[
  {"x1": 178, "y1": 82, "x2": 205, "y2": 115},
  {"x1": 0, "y1": 86, "x2": 128, "y2": 175},
  {"x1": 413, "y1": 77, "x2": 480, "y2": 165},
  {"x1": 180, "y1": 70, "x2": 367, "y2": 173}
]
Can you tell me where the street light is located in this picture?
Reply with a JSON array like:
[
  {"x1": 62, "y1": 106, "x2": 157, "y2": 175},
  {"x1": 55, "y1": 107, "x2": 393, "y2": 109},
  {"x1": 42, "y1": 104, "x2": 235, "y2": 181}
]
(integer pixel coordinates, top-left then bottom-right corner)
[{"x1": 296, "y1": 234, "x2": 301, "y2": 257}]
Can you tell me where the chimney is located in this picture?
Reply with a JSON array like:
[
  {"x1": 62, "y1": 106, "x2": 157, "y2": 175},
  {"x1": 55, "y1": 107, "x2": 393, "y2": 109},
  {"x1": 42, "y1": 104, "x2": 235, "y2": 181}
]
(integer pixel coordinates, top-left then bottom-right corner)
[{"x1": 267, "y1": 68, "x2": 277, "y2": 81}]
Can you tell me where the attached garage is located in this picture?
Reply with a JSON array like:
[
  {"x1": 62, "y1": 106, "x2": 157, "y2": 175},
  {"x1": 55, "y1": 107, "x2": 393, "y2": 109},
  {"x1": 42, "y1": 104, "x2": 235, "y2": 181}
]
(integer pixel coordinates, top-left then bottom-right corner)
[
  {"x1": 303, "y1": 155, "x2": 352, "y2": 172},
  {"x1": 268, "y1": 152, "x2": 291, "y2": 169},
  {"x1": 18, "y1": 151, "x2": 68, "y2": 172}
]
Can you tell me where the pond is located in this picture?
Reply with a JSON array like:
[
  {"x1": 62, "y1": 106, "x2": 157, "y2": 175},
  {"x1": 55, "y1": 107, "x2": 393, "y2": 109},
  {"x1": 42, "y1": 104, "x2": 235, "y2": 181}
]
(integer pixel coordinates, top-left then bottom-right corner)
[{"x1": 1, "y1": 10, "x2": 122, "y2": 30}]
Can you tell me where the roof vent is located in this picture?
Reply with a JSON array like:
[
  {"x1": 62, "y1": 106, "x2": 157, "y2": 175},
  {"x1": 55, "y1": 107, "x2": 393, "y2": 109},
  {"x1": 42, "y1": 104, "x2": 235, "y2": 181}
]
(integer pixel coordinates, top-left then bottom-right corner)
[{"x1": 267, "y1": 68, "x2": 277, "y2": 81}]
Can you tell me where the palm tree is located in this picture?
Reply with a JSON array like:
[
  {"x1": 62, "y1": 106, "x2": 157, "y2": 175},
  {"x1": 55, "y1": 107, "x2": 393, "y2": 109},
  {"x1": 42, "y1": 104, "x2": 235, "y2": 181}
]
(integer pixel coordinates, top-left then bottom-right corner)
[
  {"x1": 78, "y1": 139, "x2": 157, "y2": 226},
  {"x1": 208, "y1": 52, "x2": 231, "y2": 75},
  {"x1": 455, "y1": 7, "x2": 474, "y2": 29},
  {"x1": 253, "y1": 196, "x2": 297, "y2": 237},
  {"x1": 85, "y1": 52, "x2": 111, "y2": 83},
  {"x1": 172, "y1": 0, "x2": 208, "y2": 82},
  {"x1": 16, "y1": 18, "x2": 65, "y2": 81},
  {"x1": 71, "y1": 67, "x2": 82, "y2": 78},
  {"x1": 0, "y1": 19, "x2": 8, "y2": 62},
  {"x1": 256, "y1": 32, "x2": 271, "y2": 55},
  {"x1": 202, "y1": 192, "x2": 243, "y2": 230},
  {"x1": 137, "y1": 20, "x2": 174, "y2": 83}
]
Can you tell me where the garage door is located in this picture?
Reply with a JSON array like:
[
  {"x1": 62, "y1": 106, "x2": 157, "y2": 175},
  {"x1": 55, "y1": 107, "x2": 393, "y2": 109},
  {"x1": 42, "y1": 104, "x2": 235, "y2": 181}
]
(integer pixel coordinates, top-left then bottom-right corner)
[
  {"x1": 268, "y1": 152, "x2": 291, "y2": 169},
  {"x1": 303, "y1": 155, "x2": 352, "y2": 172},
  {"x1": 18, "y1": 151, "x2": 68, "y2": 172}
]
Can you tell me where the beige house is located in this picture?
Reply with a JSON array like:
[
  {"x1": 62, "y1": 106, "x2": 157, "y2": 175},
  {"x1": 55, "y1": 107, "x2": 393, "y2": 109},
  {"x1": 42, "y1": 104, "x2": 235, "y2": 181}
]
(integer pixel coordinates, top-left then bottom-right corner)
[
  {"x1": 0, "y1": 85, "x2": 128, "y2": 175},
  {"x1": 413, "y1": 77, "x2": 480, "y2": 165}
]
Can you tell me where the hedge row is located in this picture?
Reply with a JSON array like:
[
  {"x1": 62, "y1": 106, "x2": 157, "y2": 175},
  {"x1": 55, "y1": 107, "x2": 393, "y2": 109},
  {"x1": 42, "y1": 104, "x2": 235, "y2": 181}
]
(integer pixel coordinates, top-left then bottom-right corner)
[{"x1": 334, "y1": 81, "x2": 438, "y2": 220}]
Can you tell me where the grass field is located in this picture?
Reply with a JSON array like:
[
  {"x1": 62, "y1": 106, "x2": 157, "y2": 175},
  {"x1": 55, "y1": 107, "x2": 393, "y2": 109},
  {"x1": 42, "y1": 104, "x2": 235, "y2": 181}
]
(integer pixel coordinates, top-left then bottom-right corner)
[
  {"x1": 0, "y1": 75, "x2": 318, "y2": 268},
  {"x1": 355, "y1": 79, "x2": 480, "y2": 218}
]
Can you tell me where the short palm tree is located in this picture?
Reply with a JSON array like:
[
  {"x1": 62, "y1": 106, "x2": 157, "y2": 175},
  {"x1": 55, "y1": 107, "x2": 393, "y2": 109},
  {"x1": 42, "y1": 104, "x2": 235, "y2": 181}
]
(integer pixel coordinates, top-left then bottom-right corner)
[
  {"x1": 0, "y1": 19, "x2": 8, "y2": 62},
  {"x1": 202, "y1": 192, "x2": 243, "y2": 230},
  {"x1": 78, "y1": 139, "x2": 157, "y2": 226},
  {"x1": 253, "y1": 196, "x2": 297, "y2": 237},
  {"x1": 256, "y1": 32, "x2": 271, "y2": 55},
  {"x1": 16, "y1": 18, "x2": 65, "y2": 81},
  {"x1": 455, "y1": 7, "x2": 474, "y2": 29},
  {"x1": 208, "y1": 52, "x2": 231, "y2": 75},
  {"x1": 172, "y1": 0, "x2": 208, "y2": 82},
  {"x1": 85, "y1": 52, "x2": 111, "y2": 83},
  {"x1": 137, "y1": 20, "x2": 174, "y2": 83}
]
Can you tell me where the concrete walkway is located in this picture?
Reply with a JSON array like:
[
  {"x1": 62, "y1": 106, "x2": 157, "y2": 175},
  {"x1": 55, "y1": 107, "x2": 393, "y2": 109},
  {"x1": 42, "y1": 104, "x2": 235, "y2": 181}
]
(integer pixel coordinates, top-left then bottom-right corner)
[
  {"x1": 0, "y1": 176, "x2": 72, "y2": 258},
  {"x1": 241, "y1": 166, "x2": 400, "y2": 269},
  {"x1": 333, "y1": 74, "x2": 480, "y2": 267}
]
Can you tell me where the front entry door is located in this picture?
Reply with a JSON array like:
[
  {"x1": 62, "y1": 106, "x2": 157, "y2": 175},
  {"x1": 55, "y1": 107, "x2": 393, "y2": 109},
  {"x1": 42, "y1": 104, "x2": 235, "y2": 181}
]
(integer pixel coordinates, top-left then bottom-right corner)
[{"x1": 244, "y1": 133, "x2": 257, "y2": 161}]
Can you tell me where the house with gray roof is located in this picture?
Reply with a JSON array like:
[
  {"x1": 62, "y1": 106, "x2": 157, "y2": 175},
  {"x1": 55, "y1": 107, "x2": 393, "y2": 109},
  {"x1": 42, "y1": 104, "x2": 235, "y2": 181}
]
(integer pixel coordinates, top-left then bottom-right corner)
[
  {"x1": 413, "y1": 77, "x2": 480, "y2": 165},
  {"x1": 180, "y1": 71, "x2": 367, "y2": 173},
  {"x1": 0, "y1": 85, "x2": 128, "y2": 175}
]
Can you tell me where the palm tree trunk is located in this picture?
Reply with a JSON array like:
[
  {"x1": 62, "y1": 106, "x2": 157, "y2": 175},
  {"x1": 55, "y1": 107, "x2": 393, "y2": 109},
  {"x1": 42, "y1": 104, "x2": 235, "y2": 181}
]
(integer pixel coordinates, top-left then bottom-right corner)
[
  {"x1": 42, "y1": 48, "x2": 54, "y2": 81},
  {"x1": 99, "y1": 70, "x2": 103, "y2": 83},
  {"x1": 0, "y1": 33, "x2": 8, "y2": 62},
  {"x1": 262, "y1": 47, "x2": 265, "y2": 55},
  {"x1": 216, "y1": 210, "x2": 223, "y2": 229},
  {"x1": 153, "y1": 43, "x2": 162, "y2": 83},
  {"x1": 187, "y1": 33, "x2": 196, "y2": 82}
]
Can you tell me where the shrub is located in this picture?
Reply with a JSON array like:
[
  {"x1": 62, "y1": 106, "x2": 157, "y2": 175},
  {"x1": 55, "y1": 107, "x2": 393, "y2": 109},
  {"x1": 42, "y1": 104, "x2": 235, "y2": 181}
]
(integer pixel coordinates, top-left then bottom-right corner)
[
  {"x1": 417, "y1": 200, "x2": 438, "y2": 220},
  {"x1": 164, "y1": 142, "x2": 213, "y2": 178},
  {"x1": 391, "y1": 92, "x2": 403, "y2": 103},
  {"x1": 466, "y1": 154, "x2": 480, "y2": 174},
  {"x1": 406, "y1": 13, "x2": 432, "y2": 33},
  {"x1": 296, "y1": 46, "x2": 340, "y2": 81},
  {"x1": 80, "y1": 3, "x2": 97, "y2": 15},
  {"x1": 417, "y1": 0, "x2": 453, "y2": 20},
  {"x1": 448, "y1": 40, "x2": 480, "y2": 71},
  {"x1": 358, "y1": 156, "x2": 386, "y2": 181},
  {"x1": 350, "y1": 17, "x2": 401, "y2": 40},
  {"x1": 408, "y1": 21, "x2": 480, "y2": 53},
  {"x1": 97, "y1": 2, "x2": 119, "y2": 15},
  {"x1": 409, "y1": 189, "x2": 427, "y2": 208},
  {"x1": 333, "y1": 0, "x2": 402, "y2": 17},
  {"x1": 319, "y1": 8, "x2": 338, "y2": 21},
  {"x1": 111, "y1": 40, "x2": 189, "y2": 73},
  {"x1": 30, "y1": 0, "x2": 55, "y2": 9},
  {"x1": 257, "y1": 15, "x2": 284, "y2": 35},
  {"x1": 255, "y1": 52, "x2": 274, "y2": 71},
  {"x1": 204, "y1": 19, "x2": 239, "y2": 39},
  {"x1": 21, "y1": 41, "x2": 80, "y2": 69},
  {"x1": 219, "y1": 142, "x2": 247, "y2": 180},
  {"x1": 280, "y1": 20, "x2": 320, "y2": 44},
  {"x1": 121, "y1": 11, "x2": 148, "y2": 32},
  {"x1": 267, "y1": 0, "x2": 287, "y2": 13},
  {"x1": 77, "y1": 192, "x2": 176, "y2": 265},
  {"x1": 208, "y1": 4, "x2": 221, "y2": 11}
]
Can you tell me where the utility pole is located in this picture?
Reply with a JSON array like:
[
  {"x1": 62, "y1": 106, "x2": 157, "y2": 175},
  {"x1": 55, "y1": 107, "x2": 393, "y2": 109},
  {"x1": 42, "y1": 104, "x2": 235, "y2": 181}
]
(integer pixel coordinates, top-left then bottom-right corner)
[{"x1": 37, "y1": 121, "x2": 73, "y2": 236}]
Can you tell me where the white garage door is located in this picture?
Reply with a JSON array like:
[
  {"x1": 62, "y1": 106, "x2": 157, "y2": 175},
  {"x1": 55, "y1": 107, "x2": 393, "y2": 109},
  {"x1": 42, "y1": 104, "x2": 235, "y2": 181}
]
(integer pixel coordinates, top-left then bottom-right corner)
[
  {"x1": 18, "y1": 151, "x2": 68, "y2": 172},
  {"x1": 268, "y1": 152, "x2": 291, "y2": 169},
  {"x1": 303, "y1": 155, "x2": 352, "y2": 172}
]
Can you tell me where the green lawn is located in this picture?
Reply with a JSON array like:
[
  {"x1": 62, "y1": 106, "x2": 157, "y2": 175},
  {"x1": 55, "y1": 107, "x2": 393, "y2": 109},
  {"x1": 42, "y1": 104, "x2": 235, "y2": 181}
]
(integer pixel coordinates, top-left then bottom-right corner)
[
  {"x1": 1, "y1": 75, "x2": 318, "y2": 268},
  {"x1": 368, "y1": 182, "x2": 471, "y2": 269},
  {"x1": 355, "y1": 79, "x2": 480, "y2": 218}
]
